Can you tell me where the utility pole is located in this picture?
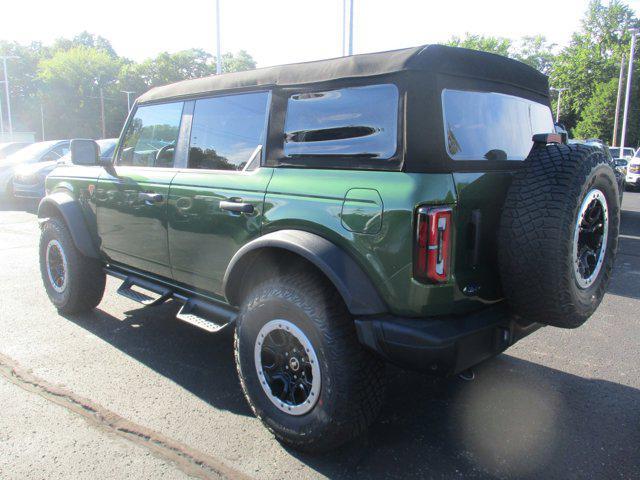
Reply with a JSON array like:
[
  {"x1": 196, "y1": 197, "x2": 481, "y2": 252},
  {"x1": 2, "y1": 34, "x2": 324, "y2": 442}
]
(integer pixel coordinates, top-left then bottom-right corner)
[
  {"x1": 621, "y1": 28, "x2": 639, "y2": 150},
  {"x1": 40, "y1": 103, "x2": 45, "y2": 141},
  {"x1": 550, "y1": 87, "x2": 568, "y2": 122},
  {"x1": 215, "y1": 0, "x2": 222, "y2": 74},
  {"x1": 1, "y1": 55, "x2": 19, "y2": 139},
  {"x1": 100, "y1": 87, "x2": 106, "y2": 139},
  {"x1": 121, "y1": 90, "x2": 135, "y2": 111},
  {"x1": 613, "y1": 54, "x2": 626, "y2": 146},
  {"x1": 0, "y1": 80, "x2": 4, "y2": 138},
  {"x1": 348, "y1": 0, "x2": 354, "y2": 55}
]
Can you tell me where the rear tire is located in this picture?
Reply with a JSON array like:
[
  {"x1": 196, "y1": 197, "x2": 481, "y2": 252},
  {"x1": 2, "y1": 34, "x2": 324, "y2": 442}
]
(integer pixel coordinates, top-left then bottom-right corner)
[
  {"x1": 234, "y1": 271, "x2": 386, "y2": 452},
  {"x1": 499, "y1": 144, "x2": 620, "y2": 328},
  {"x1": 39, "y1": 217, "x2": 106, "y2": 314}
]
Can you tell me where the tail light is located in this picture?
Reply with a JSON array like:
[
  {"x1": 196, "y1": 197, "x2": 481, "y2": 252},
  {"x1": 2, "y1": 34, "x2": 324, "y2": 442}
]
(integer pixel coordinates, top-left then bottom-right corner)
[{"x1": 414, "y1": 206, "x2": 452, "y2": 283}]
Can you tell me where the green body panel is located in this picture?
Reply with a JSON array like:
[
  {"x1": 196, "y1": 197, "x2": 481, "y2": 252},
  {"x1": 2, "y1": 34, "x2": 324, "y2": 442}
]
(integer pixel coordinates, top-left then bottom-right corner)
[
  {"x1": 452, "y1": 172, "x2": 515, "y2": 304},
  {"x1": 167, "y1": 168, "x2": 274, "y2": 297},
  {"x1": 95, "y1": 167, "x2": 177, "y2": 278},
  {"x1": 263, "y1": 168, "x2": 466, "y2": 317},
  {"x1": 45, "y1": 166, "x2": 101, "y2": 243},
  {"x1": 44, "y1": 162, "x2": 514, "y2": 318}
]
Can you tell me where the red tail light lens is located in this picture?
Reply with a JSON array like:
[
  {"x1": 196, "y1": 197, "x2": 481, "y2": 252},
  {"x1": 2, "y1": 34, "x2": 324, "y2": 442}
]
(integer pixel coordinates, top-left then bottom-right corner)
[{"x1": 414, "y1": 206, "x2": 452, "y2": 283}]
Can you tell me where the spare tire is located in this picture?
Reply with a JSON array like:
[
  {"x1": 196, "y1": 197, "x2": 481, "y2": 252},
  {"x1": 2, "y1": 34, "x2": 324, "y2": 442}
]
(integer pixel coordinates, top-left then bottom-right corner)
[{"x1": 498, "y1": 144, "x2": 620, "y2": 328}]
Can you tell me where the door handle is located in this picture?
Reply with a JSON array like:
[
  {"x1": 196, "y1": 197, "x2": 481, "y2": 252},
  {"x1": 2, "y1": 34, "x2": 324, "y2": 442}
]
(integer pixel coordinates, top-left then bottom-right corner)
[
  {"x1": 138, "y1": 192, "x2": 164, "y2": 204},
  {"x1": 219, "y1": 200, "x2": 254, "y2": 214}
]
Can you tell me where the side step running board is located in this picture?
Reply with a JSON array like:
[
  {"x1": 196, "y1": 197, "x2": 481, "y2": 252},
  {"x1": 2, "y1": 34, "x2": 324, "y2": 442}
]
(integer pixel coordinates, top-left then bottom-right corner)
[
  {"x1": 106, "y1": 267, "x2": 237, "y2": 333},
  {"x1": 175, "y1": 298, "x2": 237, "y2": 333},
  {"x1": 117, "y1": 278, "x2": 173, "y2": 306}
]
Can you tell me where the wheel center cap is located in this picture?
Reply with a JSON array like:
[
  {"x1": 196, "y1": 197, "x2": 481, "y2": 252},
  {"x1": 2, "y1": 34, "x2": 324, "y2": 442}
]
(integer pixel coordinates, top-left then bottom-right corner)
[{"x1": 289, "y1": 357, "x2": 300, "y2": 372}]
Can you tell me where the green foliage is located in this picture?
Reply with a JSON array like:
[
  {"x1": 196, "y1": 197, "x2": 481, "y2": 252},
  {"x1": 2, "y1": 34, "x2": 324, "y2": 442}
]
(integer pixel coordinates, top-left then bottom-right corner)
[
  {"x1": 446, "y1": 34, "x2": 512, "y2": 57},
  {"x1": 573, "y1": 77, "x2": 619, "y2": 140},
  {"x1": 0, "y1": 34, "x2": 257, "y2": 140},
  {"x1": 551, "y1": 0, "x2": 639, "y2": 142}
]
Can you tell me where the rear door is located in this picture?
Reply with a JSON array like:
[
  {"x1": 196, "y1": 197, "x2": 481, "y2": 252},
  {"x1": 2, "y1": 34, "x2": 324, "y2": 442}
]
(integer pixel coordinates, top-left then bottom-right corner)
[
  {"x1": 441, "y1": 89, "x2": 555, "y2": 300},
  {"x1": 168, "y1": 91, "x2": 272, "y2": 296},
  {"x1": 96, "y1": 101, "x2": 184, "y2": 278}
]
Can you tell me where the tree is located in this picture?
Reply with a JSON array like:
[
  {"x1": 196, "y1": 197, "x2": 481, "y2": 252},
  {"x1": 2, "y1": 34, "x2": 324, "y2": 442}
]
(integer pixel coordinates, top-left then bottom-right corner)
[
  {"x1": 573, "y1": 77, "x2": 619, "y2": 139},
  {"x1": 514, "y1": 36, "x2": 556, "y2": 75},
  {"x1": 551, "y1": 0, "x2": 639, "y2": 139},
  {"x1": 38, "y1": 46, "x2": 123, "y2": 138},
  {"x1": 446, "y1": 34, "x2": 512, "y2": 57}
]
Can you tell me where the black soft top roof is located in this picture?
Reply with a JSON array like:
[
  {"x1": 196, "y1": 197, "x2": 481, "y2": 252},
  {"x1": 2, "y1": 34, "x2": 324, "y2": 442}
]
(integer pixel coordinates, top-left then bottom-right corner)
[{"x1": 137, "y1": 44, "x2": 549, "y2": 104}]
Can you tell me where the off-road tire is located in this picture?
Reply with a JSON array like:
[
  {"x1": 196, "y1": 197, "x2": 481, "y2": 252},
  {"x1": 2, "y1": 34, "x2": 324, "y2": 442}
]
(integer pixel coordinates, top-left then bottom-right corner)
[
  {"x1": 499, "y1": 144, "x2": 620, "y2": 328},
  {"x1": 39, "y1": 217, "x2": 106, "y2": 314},
  {"x1": 234, "y1": 271, "x2": 386, "y2": 453}
]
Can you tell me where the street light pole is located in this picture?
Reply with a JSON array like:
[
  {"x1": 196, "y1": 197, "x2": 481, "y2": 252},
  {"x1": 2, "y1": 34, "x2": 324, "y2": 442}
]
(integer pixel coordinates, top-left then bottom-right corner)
[
  {"x1": 348, "y1": 0, "x2": 354, "y2": 55},
  {"x1": 40, "y1": 103, "x2": 45, "y2": 141},
  {"x1": 121, "y1": 91, "x2": 135, "y2": 111},
  {"x1": 0, "y1": 56, "x2": 19, "y2": 139},
  {"x1": 613, "y1": 54, "x2": 626, "y2": 146},
  {"x1": 620, "y1": 28, "x2": 639, "y2": 150},
  {"x1": 215, "y1": 0, "x2": 222, "y2": 74},
  {"x1": 342, "y1": 0, "x2": 347, "y2": 56}
]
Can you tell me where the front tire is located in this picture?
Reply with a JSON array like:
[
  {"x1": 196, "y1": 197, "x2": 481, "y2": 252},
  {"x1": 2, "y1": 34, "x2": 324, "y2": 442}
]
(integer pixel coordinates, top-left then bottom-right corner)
[
  {"x1": 39, "y1": 217, "x2": 106, "y2": 314},
  {"x1": 234, "y1": 271, "x2": 386, "y2": 452}
]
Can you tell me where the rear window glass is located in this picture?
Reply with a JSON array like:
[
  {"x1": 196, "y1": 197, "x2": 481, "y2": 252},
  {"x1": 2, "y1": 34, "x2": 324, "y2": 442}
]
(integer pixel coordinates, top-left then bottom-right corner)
[
  {"x1": 442, "y1": 90, "x2": 554, "y2": 161},
  {"x1": 284, "y1": 84, "x2": 399, "y2": 160}
]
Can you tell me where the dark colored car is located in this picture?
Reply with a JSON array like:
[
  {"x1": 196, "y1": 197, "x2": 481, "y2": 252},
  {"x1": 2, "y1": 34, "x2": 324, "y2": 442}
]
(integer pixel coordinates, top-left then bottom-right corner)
[
  {"x1": 0, "y1": 141, "x2": 32, "y2": 159},
  {"x1": 37, "y1": 45, "x2": 620, "y2": 452},
  {"x1": 13, "y1": 138, "x2": 117, "y2": 199}
]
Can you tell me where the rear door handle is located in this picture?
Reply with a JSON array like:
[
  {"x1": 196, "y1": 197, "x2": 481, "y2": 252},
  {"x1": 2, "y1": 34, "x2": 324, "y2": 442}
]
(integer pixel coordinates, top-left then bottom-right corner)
[
  {"x1": 138, "y1": 192, "x2": 164, "y2": 204},
  {"x1": 219, "y1": 200, "x2": 254, "y2": 214}
]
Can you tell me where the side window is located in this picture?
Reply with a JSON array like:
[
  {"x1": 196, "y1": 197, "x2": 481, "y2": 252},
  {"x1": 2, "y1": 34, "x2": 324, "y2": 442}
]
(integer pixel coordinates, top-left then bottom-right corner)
[
  {"x1": 118, "y1": 102, "x2": 184, "y2": 167},
  {"x1": 283, "y1": 84, "x2": 399, "y2": 160},
  {"x1": 188, "y1": 91, "x2": 269, "y2": 171},
  {"x1": 41, "y1": 144, "x2": 69, "y2": 162}
]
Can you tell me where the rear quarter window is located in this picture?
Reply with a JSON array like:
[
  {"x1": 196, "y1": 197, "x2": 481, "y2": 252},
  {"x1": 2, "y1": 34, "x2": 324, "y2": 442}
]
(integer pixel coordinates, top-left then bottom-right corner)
[
  {"x1": 442, "y1": 89, "x2": 554, "y2": 161},
  {"x1": 283, "y1": 84, "x2": 399, "y2": 161}
]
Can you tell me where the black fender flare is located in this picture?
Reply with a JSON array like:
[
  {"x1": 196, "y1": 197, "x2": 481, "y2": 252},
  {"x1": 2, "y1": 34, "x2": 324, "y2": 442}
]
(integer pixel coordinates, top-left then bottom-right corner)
[
  {"x1": 223, "y1": 230, "x2": 388, "y2": 316},
  {"x1": 38, "y1": 192, "x2": 100, "y2": 259}
]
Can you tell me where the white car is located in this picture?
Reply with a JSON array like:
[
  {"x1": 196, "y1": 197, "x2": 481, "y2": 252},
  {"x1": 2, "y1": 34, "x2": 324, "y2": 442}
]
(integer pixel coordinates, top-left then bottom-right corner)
[
  {"x1": 626, "y1": 157, "x2": 640, "y2": 190},
  {"x1": 609, "y1": 146, "x2": 635, "y2": 160}
]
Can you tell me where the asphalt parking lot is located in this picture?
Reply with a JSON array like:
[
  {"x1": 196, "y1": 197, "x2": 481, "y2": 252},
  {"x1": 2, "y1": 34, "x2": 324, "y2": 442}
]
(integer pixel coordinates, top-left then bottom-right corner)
[{"x1": 0, "y1": 192, "x2": 639, "y2": 480}]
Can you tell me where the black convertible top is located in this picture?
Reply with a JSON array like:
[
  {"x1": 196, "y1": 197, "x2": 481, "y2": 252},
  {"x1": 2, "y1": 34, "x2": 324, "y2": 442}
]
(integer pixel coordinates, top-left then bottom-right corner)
[{"x1": 137, "y1": 44, "x2": 548, "y2": 104}]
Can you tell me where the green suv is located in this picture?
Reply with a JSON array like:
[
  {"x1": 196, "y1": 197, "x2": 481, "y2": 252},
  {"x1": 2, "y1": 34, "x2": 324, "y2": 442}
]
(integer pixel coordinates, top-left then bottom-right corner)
[{"x1": 38, "y1": 45, "x2": 620, "y2": 452}]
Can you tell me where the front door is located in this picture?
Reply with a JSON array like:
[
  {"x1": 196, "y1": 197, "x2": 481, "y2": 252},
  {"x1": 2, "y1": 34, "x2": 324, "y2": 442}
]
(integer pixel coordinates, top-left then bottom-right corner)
[
  {"x1": 168, "y1": 91, "x2": 272, "y2": 296},
  {"x1": 96, "y1": 101, "x2": 184, "y2": 278}
]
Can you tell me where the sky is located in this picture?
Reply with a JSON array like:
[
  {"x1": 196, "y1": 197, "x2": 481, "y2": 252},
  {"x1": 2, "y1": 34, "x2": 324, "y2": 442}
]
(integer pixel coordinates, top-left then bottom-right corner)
[{"x1": 4, "y1": 0, "x2": 640, "y2": 68}]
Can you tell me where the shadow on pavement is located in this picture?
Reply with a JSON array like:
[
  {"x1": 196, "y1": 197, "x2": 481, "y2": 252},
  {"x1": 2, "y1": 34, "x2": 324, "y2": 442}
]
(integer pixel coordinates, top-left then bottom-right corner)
[{"x1": 64, "y1": 303, "x2": 640, "y2": 479}]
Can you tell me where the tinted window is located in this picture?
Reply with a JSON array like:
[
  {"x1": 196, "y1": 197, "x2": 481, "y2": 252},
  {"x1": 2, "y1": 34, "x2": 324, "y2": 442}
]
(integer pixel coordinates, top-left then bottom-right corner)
[
  {"x1": 284, "y1": 84, "x2": 398, "y2": 160},
  {"x1": 188, "y1": 92, "x2": 269, "y2": 171},
  {"x1": 41, "y1": 143, "x2": 69, "y2": 162},
  {"x1": 119, "y1": 102, "x2": 184, "y2": 167},
  {"x1": 442, "y1": 90, "x2": 554, "y2": 161}
]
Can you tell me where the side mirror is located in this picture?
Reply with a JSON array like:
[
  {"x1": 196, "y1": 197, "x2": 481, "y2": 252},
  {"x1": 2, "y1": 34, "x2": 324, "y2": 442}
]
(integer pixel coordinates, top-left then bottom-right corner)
[
  {"x1": 70, "y1": 139, "x2": 100, "y2": 166},
  {"x1": 614, "y1": 159, "x2": 628, "y2": 167}
]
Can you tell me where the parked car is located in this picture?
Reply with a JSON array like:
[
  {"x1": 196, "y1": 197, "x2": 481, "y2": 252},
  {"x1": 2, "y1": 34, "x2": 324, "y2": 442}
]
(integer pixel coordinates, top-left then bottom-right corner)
[
  {"x1": 0, "y1": 140, "x2": 70, "y2": 198},
  {"x1": 0, "y1": 141, "x2": 32, "y2": 159},
  {"x1": 13, "y1": 138, "x2": 117, "y2": 199},
  {"x1": 609, "y1": 146, "x2": 635, "y2": 159},
  {"x1": 37, "y1": 45, "x2": 620, "y2": 452},
  {"x1": 626, "y1": 152, "x2": 640, "y2": 190}
]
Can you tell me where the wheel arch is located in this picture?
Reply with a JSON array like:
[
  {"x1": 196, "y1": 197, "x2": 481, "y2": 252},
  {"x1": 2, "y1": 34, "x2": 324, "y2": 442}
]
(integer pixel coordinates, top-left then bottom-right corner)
[
  {"x1": 38, "y1": 192, "x2": 100, "y2": 259},
  {"x1": 223, "y1": 230, "x2": 388, "y2": 316}
]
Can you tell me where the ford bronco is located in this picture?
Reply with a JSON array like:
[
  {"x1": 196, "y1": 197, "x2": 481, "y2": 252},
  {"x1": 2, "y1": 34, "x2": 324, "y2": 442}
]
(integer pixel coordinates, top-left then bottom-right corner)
[{"x1": 37, "y1": 45, "x2": 620, "y2": 452}]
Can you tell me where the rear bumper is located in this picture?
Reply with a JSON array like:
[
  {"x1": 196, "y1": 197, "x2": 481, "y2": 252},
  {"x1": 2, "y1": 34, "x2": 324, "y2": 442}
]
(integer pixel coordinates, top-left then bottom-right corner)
[
  {"x1": 355, "y1": 303, "x2": 542, "y2": 375},
  {"x1": 626, "y1": 172, "x2": 640, "y2": 186}
]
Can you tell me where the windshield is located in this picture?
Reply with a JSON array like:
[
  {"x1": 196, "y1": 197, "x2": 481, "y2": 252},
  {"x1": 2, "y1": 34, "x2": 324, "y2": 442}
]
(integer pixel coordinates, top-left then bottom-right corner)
[
  {"x1": 4, "y1": 141, "x2": 61, "y2": 162},
  {"x1": 611, "y1": 147, "x2": 635, "y2": 157}
]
